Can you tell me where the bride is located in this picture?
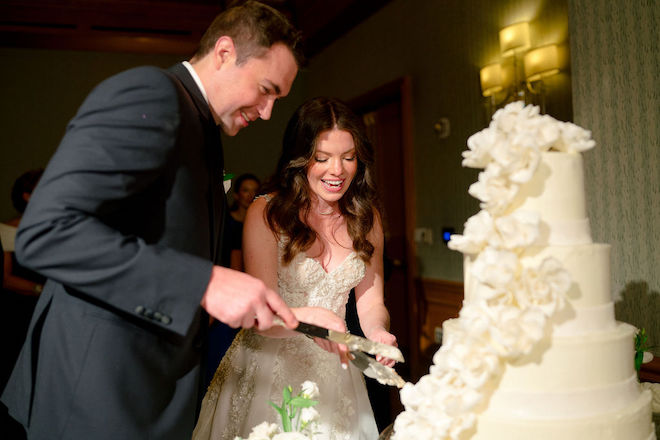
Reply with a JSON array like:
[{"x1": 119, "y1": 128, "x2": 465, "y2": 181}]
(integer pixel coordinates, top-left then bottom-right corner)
[{"x1": 192, "y1": 97, "x2": 398, "y2": 440}]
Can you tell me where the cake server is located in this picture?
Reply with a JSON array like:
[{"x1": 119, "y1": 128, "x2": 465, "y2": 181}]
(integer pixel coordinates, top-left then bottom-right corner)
[
  {"x1": 349, "y1": 350, "x2": 406, "y2": 389},
  {"x1": 273, "y1": 318, "x2": 405, "y2": 363}
]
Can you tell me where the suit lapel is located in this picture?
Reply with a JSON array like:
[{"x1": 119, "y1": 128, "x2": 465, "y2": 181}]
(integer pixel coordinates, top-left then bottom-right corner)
[
  {"x1": 168, "y1": 63, "x2": 214, "y2": 125},
  {"x1": 168, "y1": 63, "x2": 227, "y2": 264}
]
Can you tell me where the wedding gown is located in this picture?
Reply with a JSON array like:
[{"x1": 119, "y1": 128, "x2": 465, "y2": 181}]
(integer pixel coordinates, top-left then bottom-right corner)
[{"x1": 192, "y1": 244, "x2": 380, "y2": 440}]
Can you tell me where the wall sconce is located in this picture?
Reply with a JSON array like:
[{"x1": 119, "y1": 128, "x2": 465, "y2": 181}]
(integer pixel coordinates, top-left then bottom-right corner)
[
  {"x1": 524, "y1": 44, "x2": 560, "y2": 82},
  {"x1": 524, "y1": 44, "x2": 560, "y2": 114},
  {"x1": 480, "y1": 63, "x2": 504, "y2": 97},
  {"x1": 499, "y1": 22, "x2": 531, "y2": 56},
  {"x1": 480, "y1": 22, "x2": 561, "y2": 118}
]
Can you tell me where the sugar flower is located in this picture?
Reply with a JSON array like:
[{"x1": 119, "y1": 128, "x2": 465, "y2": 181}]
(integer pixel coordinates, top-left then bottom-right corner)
[
  {"x1": 555, "y1": 121, "x2": 596, "y2": 152},
  {"x1": 470, "y1": 247, "x2": 518, "y2": 290},
  {"x1": 469, "y1": 166, "x2": 519, "y2": 214},
  {"x1": 272, "y1": 434, "x2": 311, "y2": 440},
  {"x1": 448, "y1": 210, "x2": 495, "y2": 254},
  {"x1": 514, "y1": 257, "x2": 570, "y2": 316},
  {"x1": 494, "y1": 210, "x2": 540, "y2": 249},
  {"x1": 300, "y1": 381, "x2": 319, "y2": 400}
]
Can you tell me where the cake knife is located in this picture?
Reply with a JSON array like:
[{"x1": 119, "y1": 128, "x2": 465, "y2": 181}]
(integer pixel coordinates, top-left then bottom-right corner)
[{"x1": 273, "y1": 318, "x2": 405, "y2": 363}]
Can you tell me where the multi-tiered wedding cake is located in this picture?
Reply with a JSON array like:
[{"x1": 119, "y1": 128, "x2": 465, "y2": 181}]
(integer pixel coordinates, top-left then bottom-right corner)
[{"x1": 392, "y1": 102, "x2": 656, "y2": 440}]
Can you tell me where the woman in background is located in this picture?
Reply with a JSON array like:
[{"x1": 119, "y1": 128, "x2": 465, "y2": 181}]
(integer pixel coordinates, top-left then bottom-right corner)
[
  {"x1": 204, "y1": 173, "x2": 262, "y2": 389},
  {"x1": 225, "y1": 173, "x2": 260, "y2": 271}
]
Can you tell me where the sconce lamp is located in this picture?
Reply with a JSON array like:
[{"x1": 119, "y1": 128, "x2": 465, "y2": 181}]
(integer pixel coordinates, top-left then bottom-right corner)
[
  {"x1": 499, "y1": 22, "x2": 530, "y2": 56},
  {"x1": 480, "y1": 21, "x2": 563, "y2": 118},
  {"x1": 523, "y1": 44, "x2": 560, "y2": 114},
  {"x1": 480, "y1": 63, "x2": 504, "y2": 97},
  {"x1": 524, "y1": 44, "x2": 560, "y2": 82}
]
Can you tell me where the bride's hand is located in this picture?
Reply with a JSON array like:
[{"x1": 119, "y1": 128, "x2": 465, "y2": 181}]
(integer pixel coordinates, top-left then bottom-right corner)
[
  {"x1": 294, "y1": 307, "x2": 351, "y2": 368},
  {"x1": 366, "y1": 326, "x2": 398, "y2": 367}
]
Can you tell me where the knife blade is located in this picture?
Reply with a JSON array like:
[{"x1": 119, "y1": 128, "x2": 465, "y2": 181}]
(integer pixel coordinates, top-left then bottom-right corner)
[{"x1": 287, "y1": 320, "x2": 405, "y2": 363}]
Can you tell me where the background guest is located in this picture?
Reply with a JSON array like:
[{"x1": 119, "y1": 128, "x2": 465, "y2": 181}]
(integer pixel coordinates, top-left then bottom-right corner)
[
  {"x1": 0, "y1": 168, "x2": 44, "y2": 439},
  {"x1": 205, "y1": 173, "x2": 262, "y2": 389},
  {"x1": 225, "y1": 173, "x2": 260, "y2": 271}
]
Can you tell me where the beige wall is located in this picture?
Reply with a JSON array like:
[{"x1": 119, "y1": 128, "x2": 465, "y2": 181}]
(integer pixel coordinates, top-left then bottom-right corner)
[
  {"x1": 0, "y1": 48, "x2": 184, "y2": 220},
  {"x1": 569, "y1": 0, "x2": 659, "y2": 344}
]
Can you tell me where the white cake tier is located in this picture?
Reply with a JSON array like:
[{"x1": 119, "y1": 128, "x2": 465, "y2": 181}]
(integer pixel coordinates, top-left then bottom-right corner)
[
  {"x1": 440, "y1": 320, "x2": 655, "y2": 439},
  {"x1": 464, "y1": 242, "x2": 613, "y2": 313},
  {"x1": 443, "y1": 320, "x2": 636, "y2": 392},
  {"x1": 497, "y1": 322, "x2": 636, "y2": 393},
  {"x1": 472, "y1": 388, "x2": 655, "y2": 440},
  {"x1": 552, "y1": 301, "x2": 616, "y2": 337},
  {"x1": 520, "y1": 242, "x2": 612, "y2": 309},
  {"x1": 508, "y1": 151, "x2": 592, "y2": 245}
]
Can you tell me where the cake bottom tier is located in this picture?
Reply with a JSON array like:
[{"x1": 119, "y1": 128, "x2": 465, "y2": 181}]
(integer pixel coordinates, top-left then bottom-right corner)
[{"x1": 472, "y1": 388, "x2": 655, "y2": 440}]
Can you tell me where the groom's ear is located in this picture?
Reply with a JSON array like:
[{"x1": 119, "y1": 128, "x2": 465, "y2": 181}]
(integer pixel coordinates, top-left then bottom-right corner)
[{"x1": 214, "y1": 36, "x2": 237, "y2": 69}]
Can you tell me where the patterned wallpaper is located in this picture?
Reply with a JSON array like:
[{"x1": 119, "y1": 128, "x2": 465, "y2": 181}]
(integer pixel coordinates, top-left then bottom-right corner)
[{"x1": 568, "y1": 0, "x2": 659, "y2": 349}]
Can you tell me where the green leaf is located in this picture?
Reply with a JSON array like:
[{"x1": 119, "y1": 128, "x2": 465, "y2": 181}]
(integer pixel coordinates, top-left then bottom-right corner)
[
  {"x1": 268, "y1": 401, "x2": 286, "y2": 417},
  {"x1": 635, "y1": 351, "x2": 644, "y2": 372},
  {"x1": 289, "y1": 397, "x2": 319, "y2": 408},
  {"x1": 268, "y1": 401, "x2": 289, "y2": 431},
  {"x1": 283, "y1": 385, "x2": 292, "y2": 403}
]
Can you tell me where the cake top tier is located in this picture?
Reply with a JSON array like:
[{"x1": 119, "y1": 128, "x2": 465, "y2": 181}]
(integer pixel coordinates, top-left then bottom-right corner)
[
  {"x1": 449, "y1": 102, "x2": 596, "y2": 252},
  {"x1": 461, "y1": 101, "x2": 595, "y2": 216},
  {"x1": 510, "y1": 152, "x2": 592, "y2": 245}
]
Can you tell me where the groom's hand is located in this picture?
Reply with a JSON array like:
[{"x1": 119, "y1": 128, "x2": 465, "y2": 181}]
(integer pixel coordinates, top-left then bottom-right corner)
[{"x1": 200, "y1": 265, "x2": 298, "y2": 331}]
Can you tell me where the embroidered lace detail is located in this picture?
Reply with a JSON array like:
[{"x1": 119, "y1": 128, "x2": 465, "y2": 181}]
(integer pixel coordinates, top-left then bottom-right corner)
[{"x1": 277, "y1": 243, "x2": 365, "y2": 319}]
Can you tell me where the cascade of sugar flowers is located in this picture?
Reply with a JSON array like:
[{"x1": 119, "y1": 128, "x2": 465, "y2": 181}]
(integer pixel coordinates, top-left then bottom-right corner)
[{"x1": 391, "y1": 102, "x2": 595, "y2": 440}]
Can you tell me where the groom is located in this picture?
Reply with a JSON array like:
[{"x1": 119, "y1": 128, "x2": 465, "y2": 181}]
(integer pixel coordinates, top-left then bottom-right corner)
[{"x1": 2, "y1": 2, "x2": 303, "y2": 439}]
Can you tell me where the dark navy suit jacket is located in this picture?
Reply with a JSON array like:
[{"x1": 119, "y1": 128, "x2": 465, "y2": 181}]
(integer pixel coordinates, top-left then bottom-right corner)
[{"x1": 1, "y1": 63, "x2": 226, "y2": 439}]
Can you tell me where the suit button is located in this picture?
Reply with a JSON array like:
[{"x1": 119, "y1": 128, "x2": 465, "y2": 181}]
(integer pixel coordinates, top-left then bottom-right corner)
[
  {"x1": 135, "y1": 305, "x2": 145, "y2": 315},
  {"x1": 161, "y1": 315, "x2": 172, "y2": 325},
  {"x1": 153, "y1": 311, "x2": 163, "y2": 320}
]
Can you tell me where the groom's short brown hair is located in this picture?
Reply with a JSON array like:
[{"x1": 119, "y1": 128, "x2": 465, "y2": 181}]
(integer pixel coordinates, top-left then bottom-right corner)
[{"x1": 194, "y1": 1, "x2": 305, "y2": 67}]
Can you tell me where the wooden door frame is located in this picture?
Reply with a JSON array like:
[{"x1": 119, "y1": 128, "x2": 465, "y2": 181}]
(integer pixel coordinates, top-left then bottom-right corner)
[{"x1": 349, "y1": 76, "x2": 420, "y2": 378}]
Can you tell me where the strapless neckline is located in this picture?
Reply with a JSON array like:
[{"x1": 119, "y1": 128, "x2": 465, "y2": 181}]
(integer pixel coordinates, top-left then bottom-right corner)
[{"x1": 302, "y1": 251, "x2": 357, "y2": 275}]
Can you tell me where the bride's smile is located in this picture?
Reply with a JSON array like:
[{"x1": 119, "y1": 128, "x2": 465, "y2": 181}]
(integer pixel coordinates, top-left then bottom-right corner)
[{"x1": 306, "y1": 128, "x2": 358, "y2": 205}]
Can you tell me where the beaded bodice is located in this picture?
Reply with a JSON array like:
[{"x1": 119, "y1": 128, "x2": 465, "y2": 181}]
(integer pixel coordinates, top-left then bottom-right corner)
[{"x1": 277, "y1": 246, "x2": 366, "y2": 318}]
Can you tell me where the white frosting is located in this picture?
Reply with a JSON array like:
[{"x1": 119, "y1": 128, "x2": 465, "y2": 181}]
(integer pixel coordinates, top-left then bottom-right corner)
[
  {"x1": 499, "y1": 323, "x2": 636, "y2": 390},
  {"x1": 487, "y1": 374, "x2": 642, "y2": 418},
  {"x1": 537, "y1": 217, "x2": 592, "y2": 245},
  {"x1": 509, "y1": 152, "x2": 588, "y2": 223},
  {"x1": 509, "y1": 152, "x2": 592, "y2": 245},
  {"x1": 474, "y1": 390, "x2": 654, "y2": 440},
  {"x1": 552, "y1": 301, "x2": 616, "y2": 336}
]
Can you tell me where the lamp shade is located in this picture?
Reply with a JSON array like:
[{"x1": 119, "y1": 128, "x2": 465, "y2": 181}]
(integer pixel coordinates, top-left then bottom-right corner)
[
  {"x1": 480, "y1": 63, "x2": 504, "y2": 97},
  {"x1": 499, "y1": 22, "x2": 530, "y2": 56},
  {"x1": 524, "y1": 44, "x2": 560, "y2": 82}
]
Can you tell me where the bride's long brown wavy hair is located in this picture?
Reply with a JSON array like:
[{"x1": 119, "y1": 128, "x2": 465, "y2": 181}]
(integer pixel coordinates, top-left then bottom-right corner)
[{"x1": 260, "y1": 97, "x2": 381, "y2": 265}]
